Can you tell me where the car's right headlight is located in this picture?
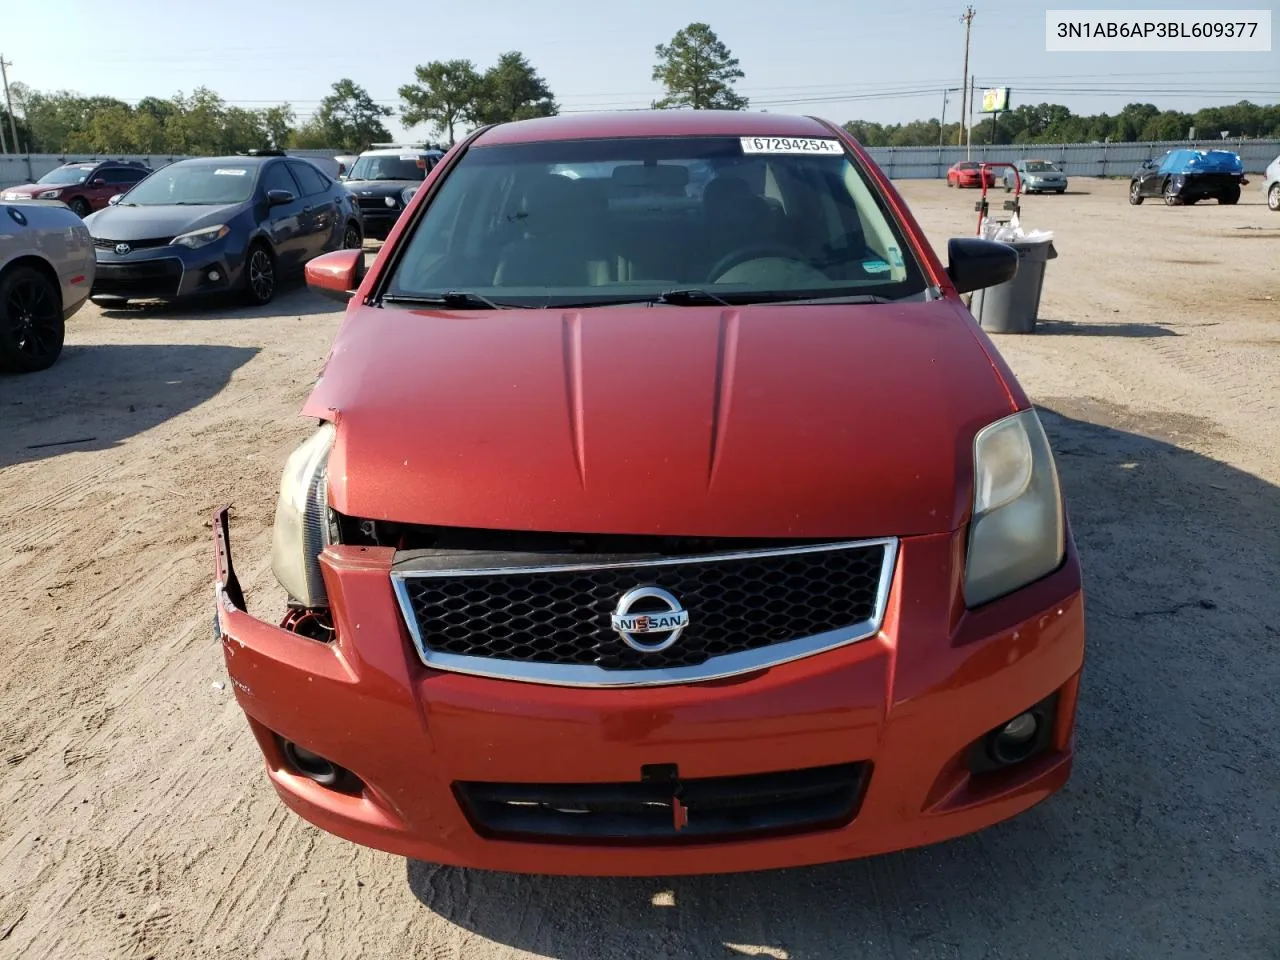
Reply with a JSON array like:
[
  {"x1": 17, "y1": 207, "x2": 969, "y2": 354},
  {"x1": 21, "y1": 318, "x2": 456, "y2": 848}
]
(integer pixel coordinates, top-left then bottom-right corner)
[
  {"x1": 963, "y1": 409, "x2": 1065, "y2": 607},
  {"x1": 38, "y1": 189, "x2": 62, "y2": 199},
  {"x1": 271, "y1": 423, "x2": 335, "y2": 607},
  {"x1": 172, "y1": 224, "x2": 230, "y2": 249}
]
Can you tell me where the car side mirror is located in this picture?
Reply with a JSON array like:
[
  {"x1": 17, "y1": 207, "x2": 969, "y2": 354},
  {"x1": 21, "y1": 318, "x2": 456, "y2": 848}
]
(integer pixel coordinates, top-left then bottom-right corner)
[
  {"x1": 108, "y1": 194, "x2": 124, "y2": 206},
  {"x1": 946, "y1": 237, "x2": 1018, "y2": 295},
  {"x1": 266, "y1": 189, "x2": 296, "y2": 206},
  {"x1": 306, "y1": 249, "x2": 364, "y2": 303},
  {"x1": 91, "y1": 178, "x2": 106, "y2": 186}
]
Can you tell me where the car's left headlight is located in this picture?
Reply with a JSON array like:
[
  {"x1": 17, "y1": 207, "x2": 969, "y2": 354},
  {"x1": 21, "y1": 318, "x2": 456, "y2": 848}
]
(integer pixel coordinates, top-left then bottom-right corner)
[
  {"x1": 38, "y1": 189, "x2": 62, "y2": 199},
  {"x1": 400, "y1": 186, "x2": 419, "y2": 206},
  {"x1": 963, "y1": 409, "x2": 1065, "y2": 607},
  {"x1": 270, "y1": 423, "x2": 335, "y2": 607},
  {"x1": 172, "y1": 224, "x2": 230, "y2": 249},
  {"x1": 384, "y1": 195, "x2": 397, "y2": 208}
]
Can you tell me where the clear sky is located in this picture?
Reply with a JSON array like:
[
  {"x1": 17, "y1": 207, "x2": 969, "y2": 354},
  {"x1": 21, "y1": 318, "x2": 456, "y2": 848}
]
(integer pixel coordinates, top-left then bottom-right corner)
[{"x1": 4, "y1": 0, "x2": 1277, "y2": 140}]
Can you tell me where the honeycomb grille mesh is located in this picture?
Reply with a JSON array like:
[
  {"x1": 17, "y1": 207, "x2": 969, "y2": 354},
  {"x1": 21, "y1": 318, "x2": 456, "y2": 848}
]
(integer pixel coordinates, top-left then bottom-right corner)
[{"x1": 396, "y1": 543, "x2": 887, "y2": 671}]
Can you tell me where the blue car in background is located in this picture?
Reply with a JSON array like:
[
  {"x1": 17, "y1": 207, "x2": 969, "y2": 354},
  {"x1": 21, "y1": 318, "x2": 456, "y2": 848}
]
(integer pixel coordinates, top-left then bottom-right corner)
[{"x1": 1128, "y1": 149, "x2": 1247, "y2": 206}]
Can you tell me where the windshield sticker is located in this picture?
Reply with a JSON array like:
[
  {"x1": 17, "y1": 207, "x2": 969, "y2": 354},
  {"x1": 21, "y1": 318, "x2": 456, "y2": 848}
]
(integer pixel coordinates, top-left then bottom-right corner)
[
  {"x1": 399, "y1": 155, "x2": 418, "y2": 161},
  {"x1": 214, "y1": 168, "x2": 248, "y2": 176},
  {"x1": 887, "y1": 247, "x2": 904, "y2": 268},
  {"x1": 863, "y1": 260, "x2": 891, "y2": 274},
  {"x1": 739, "y1": 137, "x2": 843, "y2": 155}
]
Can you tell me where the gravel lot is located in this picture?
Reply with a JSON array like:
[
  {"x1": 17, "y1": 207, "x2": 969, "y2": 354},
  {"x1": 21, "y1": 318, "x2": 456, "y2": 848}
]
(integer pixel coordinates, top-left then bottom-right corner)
[{"x1": 1, "y1": 178, "x2": 1277, "y2": 960}]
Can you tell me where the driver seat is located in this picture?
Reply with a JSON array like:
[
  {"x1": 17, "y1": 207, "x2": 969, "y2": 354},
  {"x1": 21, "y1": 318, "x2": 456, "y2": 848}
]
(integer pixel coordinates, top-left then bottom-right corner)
[{"x1": 702, "y1": 177, "x2": 776, "y2": 274}]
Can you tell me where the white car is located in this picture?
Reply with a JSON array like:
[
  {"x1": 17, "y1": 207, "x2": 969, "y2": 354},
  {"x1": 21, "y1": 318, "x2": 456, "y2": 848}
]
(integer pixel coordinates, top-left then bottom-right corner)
[
  {"x1": 1265, "y1": 154, "x2": 1280, "y2": 212},
  {"x1": 0, "y1": 200, "x2": 95, "y2": 373}
]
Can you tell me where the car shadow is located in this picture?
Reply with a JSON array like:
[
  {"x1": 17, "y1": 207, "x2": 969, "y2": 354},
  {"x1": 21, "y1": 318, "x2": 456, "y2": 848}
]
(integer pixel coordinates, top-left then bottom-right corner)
[
  {"x1": 0, "y1": 342, "x2": 258, "y2": 468},
  {"x1": 403, "y1": 402, "x2": 1279, "y2": 959},
  {"x1": 93, "y1": 281, "x2": 344, "y2": 322},
  {"x1": 1034, "y1": 317, "x2": 1179, "y2": 338}
]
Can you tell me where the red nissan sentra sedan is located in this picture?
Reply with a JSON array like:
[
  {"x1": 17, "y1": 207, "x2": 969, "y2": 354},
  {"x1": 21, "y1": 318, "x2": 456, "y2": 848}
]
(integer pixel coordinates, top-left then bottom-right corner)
[
  {"x1": 947, "y1": 160, "x2": 997, "y2": 188},
  {"x1": 214, "y1": 110, "x2": 1085, "y2": 876}
]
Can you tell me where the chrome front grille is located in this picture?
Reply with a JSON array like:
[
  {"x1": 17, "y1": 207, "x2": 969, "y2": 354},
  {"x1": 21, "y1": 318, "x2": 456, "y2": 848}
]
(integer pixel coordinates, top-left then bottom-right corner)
[
  {"x1": 391, "y1": 538, "x2": 897, "y2": 687},
  {"x1": 92, "y1": 236, "x2": 174, "y2": 250}
]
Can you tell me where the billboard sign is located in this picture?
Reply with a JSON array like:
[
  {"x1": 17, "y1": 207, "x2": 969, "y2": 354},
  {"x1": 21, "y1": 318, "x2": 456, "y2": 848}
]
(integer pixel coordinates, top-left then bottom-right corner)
[{"x1": 981, "y1": 87, "x2": 1011, "y2": 112}]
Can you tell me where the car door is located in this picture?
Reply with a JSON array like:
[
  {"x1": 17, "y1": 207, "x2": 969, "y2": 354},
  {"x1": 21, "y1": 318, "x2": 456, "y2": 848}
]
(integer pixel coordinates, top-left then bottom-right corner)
[
  {"x1": 1139, "y1": 153, "x2": 1169, "y2": 197},
  {"x1": 258, "y1": 161, "x2": 310, "y2": 272},
  {"x1": 286, "y1": 161, "x2": 337, "y2": 259}
]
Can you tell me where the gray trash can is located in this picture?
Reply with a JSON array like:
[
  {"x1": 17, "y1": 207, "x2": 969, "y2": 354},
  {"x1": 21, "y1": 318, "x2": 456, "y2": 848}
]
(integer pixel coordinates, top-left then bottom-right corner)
[{"x1": 970, "y1": 238, "x2": 1058, "y2": 334}]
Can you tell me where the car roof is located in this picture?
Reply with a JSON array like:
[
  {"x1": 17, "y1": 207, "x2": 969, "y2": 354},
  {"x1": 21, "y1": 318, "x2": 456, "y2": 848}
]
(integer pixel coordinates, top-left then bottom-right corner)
[
  {"x1": 359, "y1": 147, "x2": 443, "y2": 157},
  {"x1": 474, "y1": 110, "x2": 835, "y2": 145}
]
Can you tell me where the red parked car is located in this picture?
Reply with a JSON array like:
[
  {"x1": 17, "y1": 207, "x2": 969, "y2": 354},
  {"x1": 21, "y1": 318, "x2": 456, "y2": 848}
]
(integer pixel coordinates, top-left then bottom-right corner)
[
  {"x1": 0, "y1": 160, "x2": 151, "y2": 217},
  {"x1": 947, "y1": 160, "x2": 997, "y2": 188},
  {"x1": 214, "y1": 110, "x2": 1085, "y2": 877}
]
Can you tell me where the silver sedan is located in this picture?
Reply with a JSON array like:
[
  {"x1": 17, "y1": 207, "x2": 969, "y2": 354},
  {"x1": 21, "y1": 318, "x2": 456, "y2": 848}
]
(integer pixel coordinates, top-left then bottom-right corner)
[
  {"x1": 0, "y1": 200, "x2": 95, "y2": 373},
  {"x1": 1004, "y1": 159, "x2": 1069, "y2": 195}
]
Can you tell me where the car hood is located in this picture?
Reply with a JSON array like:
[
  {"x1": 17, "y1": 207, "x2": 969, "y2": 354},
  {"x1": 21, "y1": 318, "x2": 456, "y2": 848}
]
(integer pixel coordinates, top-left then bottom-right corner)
[
  {"x1": 343, "y1": 180, "x2": 420, "y2": 197},
  {"x1": 304, "y1": 300, "x2": 1018, "y2": 538},
  {"x1": 84, "y1": 203, "x2": 244, "y2": 240}
]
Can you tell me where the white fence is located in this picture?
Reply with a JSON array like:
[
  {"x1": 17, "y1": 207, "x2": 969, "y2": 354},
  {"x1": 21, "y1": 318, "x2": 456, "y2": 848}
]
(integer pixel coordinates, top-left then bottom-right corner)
[
  {"x1": 3, "y1": 140, "x2": 1277, "y2": 190},
  {"x1": 863, "y1": 138, "x2": 1279, "y2": 180},
  {"x1": 0, "y1": 149, "x2": 342, "y2": 190}
]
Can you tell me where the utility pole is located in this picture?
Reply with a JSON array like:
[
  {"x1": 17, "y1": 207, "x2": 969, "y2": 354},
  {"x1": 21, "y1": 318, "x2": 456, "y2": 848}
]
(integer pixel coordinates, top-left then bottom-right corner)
[
  {"x1": 958, "y1": 6, "x2": 975, "y2": 147},
  {"x1": 967, "y1": 75, "x2": 976, "y2": 159},
  {"x1": 0, "y1": 57, "x2": 20, "y2": 156},
  {"x1": 939, "y1": 89, "x2": 948, "y2": 146}
]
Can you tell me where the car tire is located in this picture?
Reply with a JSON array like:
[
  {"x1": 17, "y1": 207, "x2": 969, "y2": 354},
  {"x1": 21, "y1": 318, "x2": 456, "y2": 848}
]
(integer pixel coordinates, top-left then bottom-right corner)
[
  {"x1": 1163, "y1": 180, "x2": 1183, "y2": 206},
  {"x1": 1218, "y1": 187, "x2": 1240, "y2": 205},
  {"x1": 1128, "y1": 181, "x2": 1144, "y2": 205},
  {"x1": 1269, "y1": 183, "x2": 1280, "y2": 212},
  {"x1": 342, "y1": 221, "x2": 363, "y2": 250},
  {"x1": 0, "y1": 265, "x2": 65, "y2": 374},
  {"x1": 243, "y1": 242, "x2": 277, "y2": 306},
  {"x1": 67, "y1": 197, "x2": 90, "y2": 218},
  {"x1": 946, "y1": 179, "x2": 954, "y2": 188},
  {"x1": 1056, "y1": 189, "x2": 1065, "y2": 195}
]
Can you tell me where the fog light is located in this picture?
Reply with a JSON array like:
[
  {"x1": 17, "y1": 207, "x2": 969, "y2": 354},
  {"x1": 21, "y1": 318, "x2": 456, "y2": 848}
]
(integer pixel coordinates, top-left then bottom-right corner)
[
  {"x1": 282, "y1": 740, "x2": 340, "y2": 786},
  {"x1": 990, "y1": 712, "x2": 1040, "y2": 765},
  {"x1": 208, "y1": 269, "x2": 221, "y2": 282}
]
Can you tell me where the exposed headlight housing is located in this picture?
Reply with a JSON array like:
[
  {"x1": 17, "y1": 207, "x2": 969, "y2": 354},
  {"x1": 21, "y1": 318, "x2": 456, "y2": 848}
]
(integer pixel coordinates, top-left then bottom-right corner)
[
  {"x1": 963, "y1": 409, "x2": 1065, "y2": 607},
  {"x1": 400, "y1": 186, "x2": 419, "y2": 206},
  {"x1": 271, "y1": 423, "x2": 335, "y2": 607},
  {"x1": 171, "y1": 224, "x2": 230, "y2": 249},
  {"x1": 38, "y1": 189, "x2": 62, "y2": 199}
]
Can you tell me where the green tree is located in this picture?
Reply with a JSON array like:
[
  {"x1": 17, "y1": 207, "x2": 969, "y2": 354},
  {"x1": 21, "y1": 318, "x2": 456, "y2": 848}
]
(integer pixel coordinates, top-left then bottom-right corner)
[
  {"x1": 258, "y1": 104, "x2": 296, "y2": 148},
  {"x1": 399, "y1": 59, "x2": 481, "y2": 143},
  {"x1": 652, "y1": 23, "x2": 747, "y2": 110},
  {"x1": 296, "y1": 79, "x2": 392, "y2": 151},
  {"x1": 472, "y1": 53, "x2": 557, "y2": 126}
]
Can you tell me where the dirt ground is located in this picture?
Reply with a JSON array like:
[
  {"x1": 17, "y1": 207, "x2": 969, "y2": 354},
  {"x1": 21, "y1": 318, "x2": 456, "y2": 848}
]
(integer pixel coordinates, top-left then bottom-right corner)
[{"x1": 1, "y1": 178, "x2": 1277, "y2": 960}]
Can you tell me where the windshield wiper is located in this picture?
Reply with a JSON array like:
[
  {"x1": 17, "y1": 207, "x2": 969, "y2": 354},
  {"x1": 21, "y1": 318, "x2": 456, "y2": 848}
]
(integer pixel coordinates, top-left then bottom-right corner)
[
  {"x1": 758, "y1": 293, "x2": 895, "y2": 305},
  {"x1": 382, "y1": 291, "x2": 513, "y2": 310},
  {"x1": 654, "y1": 288, "x2": 733, "y2": 307}
]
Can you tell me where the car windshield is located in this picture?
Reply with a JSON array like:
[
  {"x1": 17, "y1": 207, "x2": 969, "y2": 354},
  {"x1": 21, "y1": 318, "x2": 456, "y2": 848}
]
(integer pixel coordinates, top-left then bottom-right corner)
[
  {"x1": 119, "y1": 162, "x2": 256, "y2": 206},
  {"x1": 347, "y1": 155, "x2": 427, "y2": 181},
  {"x1": 1025, "y1": 161, "x2": 1058, "y2": 172},
  {"x1": 37, "y1": 166, "x2": 94, "y2": 185},
  {"x1": 957, "y1": 162, "x2": 979, "y2": 169},
  {"x1": 386, "y1": 135, "x2": 927, "y2": 308}
]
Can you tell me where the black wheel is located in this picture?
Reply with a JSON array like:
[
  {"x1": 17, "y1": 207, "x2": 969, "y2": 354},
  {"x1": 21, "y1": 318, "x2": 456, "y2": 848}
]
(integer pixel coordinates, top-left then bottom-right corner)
[
  {"x1": 946, "y1": 178, "x2": 954, "y2": 188},
  {"x1": 0, "y1": 265, "x2": 65, "y2": 373},
  {"x1": 1163, "y1": 180, "x2": 1183, "y2": 206},
  {"x1": 1218, "y1": 186, "x2": 1240, "y2": 205},
  {"x1": 1269, "y1": 183, "x2": 1280, "y2": 212},
  {"x1": 67, "y1": 197, "x2": 90, "y2": 218},
  {"x1": 1055, "y1": 189, "x2": 1066, "y2": 195},
  {"x1": 243, "y1": 243, "x2": 276, "y2": 305},
  {"x1": 1004, "y1": 182, "x2": 1012, "y2": 193},
  {"x1": 342, "y1": 222, "x2": 363, "y2": 250},
  {"x1": 1128, "y1": 181, "x2": 1144, "y2": 205}
]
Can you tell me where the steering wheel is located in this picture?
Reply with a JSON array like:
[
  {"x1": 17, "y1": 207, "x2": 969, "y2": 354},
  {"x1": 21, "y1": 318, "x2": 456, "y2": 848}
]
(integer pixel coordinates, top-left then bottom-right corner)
[{"x1": 706, "y1": 243, "x2": 812, "y2": 284}]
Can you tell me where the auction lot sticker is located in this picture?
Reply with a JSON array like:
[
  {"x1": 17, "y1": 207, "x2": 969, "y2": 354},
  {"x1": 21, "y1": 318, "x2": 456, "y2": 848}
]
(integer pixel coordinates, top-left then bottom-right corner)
[
  {"x1": 740, "y1": 137, "x2": 843, "y2": 155},
  {"x1": 1046, "y1": 9, "x2": 1271, "y2": 51}
]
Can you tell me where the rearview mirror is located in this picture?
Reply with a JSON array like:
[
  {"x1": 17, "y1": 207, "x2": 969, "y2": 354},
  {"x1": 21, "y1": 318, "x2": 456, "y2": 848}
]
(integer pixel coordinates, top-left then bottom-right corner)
[
  {"x1": 108, "y1": 194, "x2": 124, "y2": 206},
  {"x1": 305, "y1": 248, "x2": 364, "y2": 303},
  {"x1": 946, "y1": 237, "x2": 1018, "y2": 295},
  {"x1": 266, "y1": 189, "x2": 296, "y2": 206}
]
